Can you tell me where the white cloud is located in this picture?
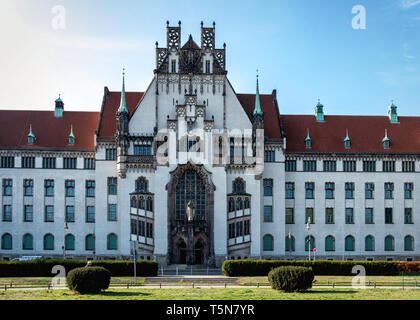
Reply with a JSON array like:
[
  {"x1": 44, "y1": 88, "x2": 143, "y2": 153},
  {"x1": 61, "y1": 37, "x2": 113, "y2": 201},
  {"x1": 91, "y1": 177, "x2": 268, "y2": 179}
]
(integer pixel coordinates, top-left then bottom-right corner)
[{"x1": 400, "y1": 0, "x2": 420, "y2": 9}]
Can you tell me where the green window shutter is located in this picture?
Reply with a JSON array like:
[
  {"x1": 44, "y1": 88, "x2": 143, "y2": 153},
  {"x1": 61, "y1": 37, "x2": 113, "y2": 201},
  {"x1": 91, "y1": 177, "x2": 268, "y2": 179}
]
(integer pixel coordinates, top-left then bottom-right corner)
[
  {"x1": 405, "y1": 236, "x2": 414, "y2": 251},
  {"x1": 345, "y1": 236, "x2": 354, "y2": 251},
  {"x1": 44, "y1": 234, "x2": 54, "y2": 250},
  {"x1": 263, "y1": 235, "x2": 273, "y2": 251},
  {"x1": 23, "y1": 234, "x2": 33, "y2": 250},
  {"x1": 86, "y1": 235, "x2": 95, "y2": 251},
  {"x1": 305, "y1": 236, "x2": 315, "y2": 251},
  {"x1": 285, "y1": 236, "x2": 294, "y2": 251},
  {"x1": 325, "y1": 236, "x2": 335, "y2": 251},
  {"x1": 365, "y1": 236, "x2": 374, "y2": 251},
  {"x1": 108, "y1": 234, "x2": 117, "y2": 250},
  {"x1": 65, "y1": 235, "x2": 75, "y2": 250},
  {"x1": 2, "y1": 234, "x2": 12, "y2": 250},
  {"x1": 385, "y1": 236, "x2": 394, "y2": 251}
]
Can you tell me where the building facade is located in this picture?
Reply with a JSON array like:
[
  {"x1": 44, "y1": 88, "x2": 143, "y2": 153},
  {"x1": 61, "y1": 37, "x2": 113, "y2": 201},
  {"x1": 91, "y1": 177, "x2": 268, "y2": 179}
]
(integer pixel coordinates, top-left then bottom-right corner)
[{"x1": 0, "y1": 22, "x2": 419, "y2": 265}]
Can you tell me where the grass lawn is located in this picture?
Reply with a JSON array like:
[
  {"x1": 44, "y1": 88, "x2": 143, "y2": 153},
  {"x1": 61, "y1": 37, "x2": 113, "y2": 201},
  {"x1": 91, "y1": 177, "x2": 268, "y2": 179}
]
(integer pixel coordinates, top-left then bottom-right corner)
[{"x1": 1, "y1": 287, "x2": 420, "y2": 300}]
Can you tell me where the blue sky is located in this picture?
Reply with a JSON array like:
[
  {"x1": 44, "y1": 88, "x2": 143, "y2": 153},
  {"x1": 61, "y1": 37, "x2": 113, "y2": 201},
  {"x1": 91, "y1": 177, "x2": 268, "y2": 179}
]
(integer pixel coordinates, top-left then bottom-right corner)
[{"x1": 0, "y1": 0, "x2": 419, "y2": 116}]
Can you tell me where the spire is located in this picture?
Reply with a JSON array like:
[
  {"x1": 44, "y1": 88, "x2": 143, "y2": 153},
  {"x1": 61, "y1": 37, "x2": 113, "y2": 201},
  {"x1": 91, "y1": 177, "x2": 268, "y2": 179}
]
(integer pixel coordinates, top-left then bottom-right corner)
[
  {"x1": 253, "y1": 71, "x2": 263, "y2": 116},
  {"x1": 118, "y1": 68, "x2": 129, "y2": 114},
  {"x1": 28, "y1": 124, "x2": 36, "y2": 145}
]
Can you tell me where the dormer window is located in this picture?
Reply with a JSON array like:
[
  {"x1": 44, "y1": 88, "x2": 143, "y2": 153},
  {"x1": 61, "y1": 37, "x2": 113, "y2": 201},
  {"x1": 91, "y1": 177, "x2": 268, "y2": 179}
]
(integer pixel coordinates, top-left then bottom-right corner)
[
  {"x1": 305, "y1": 129, "x2": 311, "y2": 149},
  {"x1": 27, "y1": 124, "x2": 36, "y2": 145},
  {"x1": 171, "y1": 59, "x2": 176, "y2": 73},
  {"x1": 382, "y1": 129, "x2": 390, "y2": 149},
  {"x1": 68, "y1": 125, "x2": 75, "y2": 146},
  {"x1": 69, "y1": 136, "x2": 75, "y2": 146},
  {"x1": 205, "y1": 60, "x2": 210, "y2": 74},
  {"x1": 344, "y1": 129, "x2": 351, "y2": 149}
]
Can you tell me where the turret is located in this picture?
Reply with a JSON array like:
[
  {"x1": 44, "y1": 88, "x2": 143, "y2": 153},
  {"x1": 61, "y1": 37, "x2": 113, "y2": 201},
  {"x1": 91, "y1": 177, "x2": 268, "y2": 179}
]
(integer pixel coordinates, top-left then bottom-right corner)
[{"x1": 54, "y1": 95, "x2": 64, "y2": 118}]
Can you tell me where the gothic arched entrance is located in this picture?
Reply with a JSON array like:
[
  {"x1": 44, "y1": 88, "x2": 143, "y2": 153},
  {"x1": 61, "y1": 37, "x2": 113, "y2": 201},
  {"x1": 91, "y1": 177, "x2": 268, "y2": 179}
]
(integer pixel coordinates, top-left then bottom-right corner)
[{"x1": 166, "y1": 162, "x2": 215, "y2": 265}]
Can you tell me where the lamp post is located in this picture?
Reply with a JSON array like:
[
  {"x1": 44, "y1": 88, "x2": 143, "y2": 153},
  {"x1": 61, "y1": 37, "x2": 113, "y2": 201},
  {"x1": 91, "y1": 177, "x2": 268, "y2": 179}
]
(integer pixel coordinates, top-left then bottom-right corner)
[{"x1": 306, "y1": 218, "x2": 311, "y2": 261}]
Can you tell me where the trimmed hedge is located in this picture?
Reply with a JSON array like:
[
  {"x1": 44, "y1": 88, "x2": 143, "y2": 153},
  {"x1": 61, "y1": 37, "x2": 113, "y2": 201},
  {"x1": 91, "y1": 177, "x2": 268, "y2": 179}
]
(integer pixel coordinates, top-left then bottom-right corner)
[
  {"x1": 0, "y1": 259, "x2": 158, "y2": 277},
  {"x1": 67, "y1": 267, "x2": 111, "y2": 294},
  {"x1": 268, "y1": 266, "x2": 314, "y2": 292},
  {"x1": 222, "y1": 260, "x2": 401, "y2": 276}
]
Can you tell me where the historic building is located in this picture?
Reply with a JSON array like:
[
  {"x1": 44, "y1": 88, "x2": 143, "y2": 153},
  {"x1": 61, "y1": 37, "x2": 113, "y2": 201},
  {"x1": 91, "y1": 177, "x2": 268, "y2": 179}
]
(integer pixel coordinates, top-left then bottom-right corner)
[{"x1": 1, "y1": 22, "x2": 419, "y2": 265}]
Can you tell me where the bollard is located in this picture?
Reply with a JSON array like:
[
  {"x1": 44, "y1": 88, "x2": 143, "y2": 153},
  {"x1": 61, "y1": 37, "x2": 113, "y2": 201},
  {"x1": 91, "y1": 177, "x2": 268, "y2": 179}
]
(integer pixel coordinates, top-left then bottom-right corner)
[{"x1": 224, "y1": 282, "x2": 227, "y2": 288}]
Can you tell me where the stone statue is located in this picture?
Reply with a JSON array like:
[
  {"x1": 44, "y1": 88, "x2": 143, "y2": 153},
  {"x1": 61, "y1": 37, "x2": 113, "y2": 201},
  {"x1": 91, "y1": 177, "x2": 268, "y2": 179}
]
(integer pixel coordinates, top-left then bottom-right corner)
[{"x1": 186, "y1": 200, "x2": 195, "y2": 222}]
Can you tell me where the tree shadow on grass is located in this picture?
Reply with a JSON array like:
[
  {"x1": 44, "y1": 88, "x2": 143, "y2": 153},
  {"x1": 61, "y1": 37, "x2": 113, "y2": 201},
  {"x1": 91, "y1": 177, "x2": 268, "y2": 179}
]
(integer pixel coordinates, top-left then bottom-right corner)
[{"x1": 99, "y1": 291, "x2": 152, "y2": 297}]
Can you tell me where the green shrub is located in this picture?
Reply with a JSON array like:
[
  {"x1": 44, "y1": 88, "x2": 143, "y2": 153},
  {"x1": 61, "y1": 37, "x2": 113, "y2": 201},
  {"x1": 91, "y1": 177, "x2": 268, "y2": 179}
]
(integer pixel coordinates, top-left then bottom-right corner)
[
  {"x1": 222, "y1": 260, "x2": 401, "y2": 276},
  {"x1": 0, "y1": 259, "x2": 158, "y2": 277},
  {"x1": 268, "y1": 266, "x2": 314, "y2": 292},
  {"x1": 66, "y1": 266, "x2": 111, "y2": 294}
]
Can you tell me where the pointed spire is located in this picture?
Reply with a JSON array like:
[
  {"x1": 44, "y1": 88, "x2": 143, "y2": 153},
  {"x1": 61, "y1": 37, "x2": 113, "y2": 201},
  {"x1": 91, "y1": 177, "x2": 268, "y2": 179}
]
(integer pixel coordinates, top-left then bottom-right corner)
[
  {"x1": 253, "y1": 71, "x2": 263, "y2": 116},
  {"x1": 68, "y1": 124, "x2": 75, "y2": 145},
  {"x1": 118, "y1": 68, "x2": 129, "y2": 114}
]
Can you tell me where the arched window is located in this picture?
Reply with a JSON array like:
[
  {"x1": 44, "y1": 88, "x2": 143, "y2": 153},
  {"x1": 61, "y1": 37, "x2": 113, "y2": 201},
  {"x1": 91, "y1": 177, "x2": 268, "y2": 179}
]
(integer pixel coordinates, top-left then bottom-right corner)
[
  {"x1": 345, "y1": 235, "x2": 355, "y2": 251},
  {"x1": 236, "y1": 198, "x2": 243, "y2": 211},
  {"x1": 65, "y1": 234, "x2": 75, "y2": 251},
  {"x1": 1, "y1": 233, "x2": 12, "y2": 250},
  {"x1": 107, "y1": 233, "x2": 118, "y2": 250},
  {"x1": 325, "y1": 235, "x2": 335, "y2": 252},
  {"x1": 22, "y1": 233, "x2": 33, "y2": 250},
  {"x1": 233, "y1": 178, "x2": 245, "y2": 194},
  {"x1": 244, "y1": 198, "x2": 250, "y2": 209},
  {"x1": 305, "y1": 236, "x2": 315, "y2": 251},
  {"x1": 385, "y1": 235, "x2": 394, "y2": 251},
  {"x1": 131, "y1": 197, "x2": 137, "y2": 208},
  {"x1": 263, "y1": 234, "x2": 274, "y2": 251},
  {"x1": 228, "y1": 198, "x2": 235, "y2": 212},
  {"x1": 85, "y1": 234, "x2": 95, "y2": 251},
  {"x1": 404, "y1": 235, "x2": 414, "y2": 251},
  {"x1": 285, "y1": 235, "x2": 295, "y2": 252},
  {"x1": 139, "y1": 197, "x2": 145, "y2": 209},
  {"x1": 44, "y1": 234, "x2": 54, "y2": 250},
  {"x1": 175, "y1": 169, "x2": 206, "y2": 221},
  {"x1": 146, "y1": 197, "x2": 153, "y2": 211},
  {"x1": 135, "y1": 177, "x2": 148, "y2": 193},
  {"x1": 365, "y1": 235, "x2": 375, "y2": 251}
]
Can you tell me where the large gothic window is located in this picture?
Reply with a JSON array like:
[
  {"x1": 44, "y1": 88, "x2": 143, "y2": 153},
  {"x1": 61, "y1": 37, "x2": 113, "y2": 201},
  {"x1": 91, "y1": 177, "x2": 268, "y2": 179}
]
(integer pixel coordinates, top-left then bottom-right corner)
[
  {"x1": 136, "y1": 177, "x2": 148, "y2": 193},
  {"x1": 233, "y1": 178, "x2": 245, "y2": 194},
  {"x1": 176, "y1": 170, "x2": 206, "y2": 221}
]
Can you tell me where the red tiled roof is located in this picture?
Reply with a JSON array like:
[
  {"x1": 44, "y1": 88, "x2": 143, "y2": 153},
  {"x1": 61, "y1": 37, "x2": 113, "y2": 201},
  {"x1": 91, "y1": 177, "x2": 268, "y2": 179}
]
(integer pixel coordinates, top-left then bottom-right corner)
[
  {"x1": 0, "y1": 110, "x2": 99, "y2": 151},
  {"x1": 237, "y1": 93, "x2": 283, "y2": 140},
  {"x1": 96, "y1": 90, "x2": 144, "y2": 139},
  {"x1": 281, "y1": 115, "x2": 420, "y2": 154}
]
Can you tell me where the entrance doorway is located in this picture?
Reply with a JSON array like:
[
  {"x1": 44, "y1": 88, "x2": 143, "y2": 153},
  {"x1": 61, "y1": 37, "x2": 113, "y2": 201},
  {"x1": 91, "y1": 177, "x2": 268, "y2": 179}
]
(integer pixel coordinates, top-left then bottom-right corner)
[
  {"x1": 176, "y1": 239, "x2": 187, "y2": 264},
  {"x1": 194, "y1": 240, "x2": 204, "y2": 264}
]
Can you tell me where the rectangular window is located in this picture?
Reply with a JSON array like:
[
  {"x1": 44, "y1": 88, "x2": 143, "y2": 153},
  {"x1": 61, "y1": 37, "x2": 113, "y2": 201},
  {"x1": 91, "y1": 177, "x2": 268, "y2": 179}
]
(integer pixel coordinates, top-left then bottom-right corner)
[
  {"x1": 146, "y1": 222, "x2": 153, "y2": 238},
  {"x1": 66, "y1": 206, "x2": 75, "y2": 222},
  {"x1": 285, "y1": 208, "x2": 294, "y2": 224},
  {"x1": 365, "y1": 208, "x2": 374, "y2": 224},
  {"x1": 228, "y1": 223, "x2": 235, "y2": 239},
  {"x1": 105, "y1": 148, "x2": 117, "y2": 160},
  {"x1": 285, "y1": 182, "x2": 294, "y2": 199},
  {"x1": 305, "y1": 208, "x2": 314, "y2": 224},
  {"x1": 2, "y1": 205, "x2": 12, "y2": 222},
  {"x1": 134, "y1": 145, "x2": 152, "y2": 156},
  {"x1": 63, "y1": 157, "x2": 77, "y2": 169},
  {"x1": 21, "y1": 157, "x2": 35, "y2": 169},
  {"x1": 405, "y1": 208, "x2": 413, "y2": 224},
  {"x1": 86, "y1": 206, "x2": 95, "y2": 223},
  {"x1": 205, "y1": 60, "x2": 210, "y2": 74},
  {"x1": 383, "y1": 161, "x2": 395, "y2": 172},
  {"x1": 325, "y1": 208, "x2": 334, "y2": 224},
  {"x1": 365, "y1": 183, "x2": 374, "y2": 199},
  {"x1": 385, "y1": 208, "x2": 393, "y2": 224},
  {"x1": 42, "y1": 157, "x2": 56, "y2": 169},
  {"x1": 23, "y1": 179, "x2": 33, "y2": 196},
  {"x1": 345, "y1": 183, "x2": 354, "y2": 199},
  {"x1": 108, "y1": 204, "x2": 117, "y2": 221},
  {"x1": 263, "y1": 179, "x2": 273, "y2": 196},
  {"x1": 264, "y1": 150, "x2": 275, "y2": 162},
  {"x1": 325, "y1": 182, "x2": 334, "y2": 199},
  {"x1": 171, "y1": 59, "x2": 176, "y2": 73},
  {"x1": 402, "y1": 161, "x2": 415, "y2": 172},
  {"x1": 65, "y1": 180, "x2": 75, "y2": 197},
  {"x1": 24, "y1": 205, "x2": 33, "y2": 222},
  {"x1": 2, "y1": 179, "x2": 12, "y2": 196},
  {"x1": 236, "y1": 221, "x2": 243, "y2": 237},
  {"x1": 86, "y1": 180, "x2": 95, "y2": 197},
  {"x1": 0, "y1": 156, "x2": 15, "y2": 168},
  {"x1": 139, "y1": 221, "x2": 145, "y2": 236},
  {"x1": 323, "y1": 161, "x2": 336, "y2": 172},
  {"x1": 264, "y1": 206, "x2": 273, "y2": 222},
  {"x1": 285, "y1": 160, "x2": 296, "y2": 172},
  {"x1": 44, "y1": 180, "x2": 54, "y2": 197},
  {"x1": 303, "y1": 160, "x2": 317, "y2": 172},
  {"x1": 244, "y1": 220, "x2": 250, "y2": 235},
  {"x1": 44, "y1": 205, "x2": 54, "y2": 222},
  {"x1": 363, "y1": 160, "x2": 376, "y2": 172},
  {"x1": 84, "y1": 158, "x2": 95, "y2": 170},
  {"x1": 345, "y1": 208, "x2": 354, "y2": 224},
  {"x1": 384, "y1": 183, "x2": 394, "y2": 199},
  {"x1": 404, "y1": 183, "x2": 413, "y2": 199},
  {"x1": 305, "y1": 182, "x2": 314, "y2": 199},
  {"x1": 343, "y1": 160, "x2": 356, "y2": 172},
  {"x1": 108, "y1": 177, "x2": 117, "y2": 195}
]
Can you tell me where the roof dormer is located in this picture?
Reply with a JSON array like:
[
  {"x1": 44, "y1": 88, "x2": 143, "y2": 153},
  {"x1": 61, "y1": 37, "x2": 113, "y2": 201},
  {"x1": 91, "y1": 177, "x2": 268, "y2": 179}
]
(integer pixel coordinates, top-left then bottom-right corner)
[
  {"x1": 382, "y1": 129, "x2": 390, "y2": 149},
  {"x1": 27, "y1": 124, "x2": 36, "y2": 145}
]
